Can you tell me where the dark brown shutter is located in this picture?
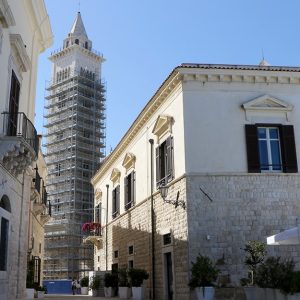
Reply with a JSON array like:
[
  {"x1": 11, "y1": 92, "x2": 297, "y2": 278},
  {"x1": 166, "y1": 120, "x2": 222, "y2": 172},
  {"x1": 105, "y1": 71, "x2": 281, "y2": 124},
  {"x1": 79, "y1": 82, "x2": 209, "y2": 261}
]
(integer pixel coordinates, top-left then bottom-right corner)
[
  {"x1": 124, "y1": 176, "x2": 128, "y2": 206},
  {"x1": 280, "y1": 125, "x2": 298, "y2": 173},
  {"x1": 112, "y1": 190, "x2": 115, "y2": 215},
  {"x1": 245, "y1": 125, "x2": 260, "y2": 173},
  {"x1": 116, "y1": 185, "x2": 120, "y2": 213},
  {"x1": 131, "y1": 171, "x2": 135, "y2": 205},
  {"x1": 166, "y1": 136, "x2": 174, "y2": 181},
  {"x1": 155, "y1": 147, "x2": 160, "y2": 185}
]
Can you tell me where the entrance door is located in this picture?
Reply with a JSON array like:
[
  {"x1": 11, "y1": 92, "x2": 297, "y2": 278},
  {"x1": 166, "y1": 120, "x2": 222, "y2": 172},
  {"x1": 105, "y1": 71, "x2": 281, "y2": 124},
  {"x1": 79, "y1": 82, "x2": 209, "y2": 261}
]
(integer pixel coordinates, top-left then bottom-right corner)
[{"x1": 164, "y1": 252, "x2": 173, "y2": 300}]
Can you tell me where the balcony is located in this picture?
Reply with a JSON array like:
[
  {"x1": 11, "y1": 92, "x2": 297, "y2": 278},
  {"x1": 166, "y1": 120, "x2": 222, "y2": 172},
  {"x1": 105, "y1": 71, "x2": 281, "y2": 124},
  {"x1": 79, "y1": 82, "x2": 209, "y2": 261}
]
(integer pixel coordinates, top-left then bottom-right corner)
[
  {"x1": 82, "y1": 222, "x2": 103, "y2": 249},
  {"x1": 0, "y1": 112, "x2": 38, "y2": 175}
]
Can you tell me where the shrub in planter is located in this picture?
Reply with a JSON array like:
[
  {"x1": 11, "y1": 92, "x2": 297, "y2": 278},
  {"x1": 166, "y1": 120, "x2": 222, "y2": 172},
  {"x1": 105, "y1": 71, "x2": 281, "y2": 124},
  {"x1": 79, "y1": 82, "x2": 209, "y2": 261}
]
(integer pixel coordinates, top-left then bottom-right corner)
[
  {"x1": 104, "y1": 273, "x2": 118, "y2": 297},
  {"x1": 118, "y1": 268, "x2": 131, "y2": 299},
  {"x1": 128, "y1": 268, "x2": 149, "y2": 300},
  {"x1": 80, "y1": 276, "x2": 89, "y2": 295},
  {"x1": 189, "y1": 254, "x2": 219, "y2": 300}
]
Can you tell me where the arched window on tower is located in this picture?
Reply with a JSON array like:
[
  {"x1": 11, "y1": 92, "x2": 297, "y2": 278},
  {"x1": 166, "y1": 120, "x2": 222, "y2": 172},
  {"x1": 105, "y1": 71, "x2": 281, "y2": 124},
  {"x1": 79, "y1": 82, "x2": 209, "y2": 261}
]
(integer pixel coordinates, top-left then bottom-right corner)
[
  {"x1": 85, "y1": 41, "x2": 88, "y2": 49},
  {"x1": 75, "y1": 39, "x2": 79, "y2": 45},
  {"x1": 0, "y1": 195, "x2": 11, "y2": 271}
]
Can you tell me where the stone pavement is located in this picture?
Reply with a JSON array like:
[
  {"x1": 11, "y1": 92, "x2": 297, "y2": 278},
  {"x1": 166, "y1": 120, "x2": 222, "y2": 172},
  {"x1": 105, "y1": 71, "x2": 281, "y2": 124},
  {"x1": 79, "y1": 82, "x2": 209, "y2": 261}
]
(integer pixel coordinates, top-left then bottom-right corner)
[{"x1": 45, "y1": 295, "x2": 107, "y2": 300}]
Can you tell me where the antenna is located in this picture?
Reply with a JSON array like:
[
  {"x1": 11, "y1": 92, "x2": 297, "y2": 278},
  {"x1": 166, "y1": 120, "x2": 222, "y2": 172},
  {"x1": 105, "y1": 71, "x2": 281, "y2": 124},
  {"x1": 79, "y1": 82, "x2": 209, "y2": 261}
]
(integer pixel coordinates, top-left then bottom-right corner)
[
  {"x1": 78, "y1": 0, "x2": 81, "y2": 12},
  {"x1": 261, "y1": 48, "x2": 265, "y2": 60}
]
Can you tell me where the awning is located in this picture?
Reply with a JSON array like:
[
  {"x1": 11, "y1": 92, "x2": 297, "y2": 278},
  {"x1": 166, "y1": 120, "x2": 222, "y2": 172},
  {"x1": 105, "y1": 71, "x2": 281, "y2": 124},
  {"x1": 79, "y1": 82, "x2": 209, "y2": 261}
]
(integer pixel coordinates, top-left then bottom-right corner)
[{"x1": 267, "y1": 226, "x2": 300, "y2": 245}]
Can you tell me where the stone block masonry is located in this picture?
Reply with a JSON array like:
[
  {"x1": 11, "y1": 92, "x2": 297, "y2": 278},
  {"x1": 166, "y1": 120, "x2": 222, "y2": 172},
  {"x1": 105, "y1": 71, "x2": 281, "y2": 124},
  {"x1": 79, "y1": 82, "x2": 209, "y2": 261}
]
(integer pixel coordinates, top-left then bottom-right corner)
[{"x1": 187, "y1": 174, "x2": 300, "y2": 285}]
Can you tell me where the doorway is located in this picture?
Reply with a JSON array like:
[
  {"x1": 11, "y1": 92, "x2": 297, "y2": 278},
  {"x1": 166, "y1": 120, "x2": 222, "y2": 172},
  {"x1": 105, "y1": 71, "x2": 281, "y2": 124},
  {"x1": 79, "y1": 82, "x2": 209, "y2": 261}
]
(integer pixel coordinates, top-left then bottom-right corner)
[{"x1": 164, "y1": 252, "x2": 173, "y2": 300}]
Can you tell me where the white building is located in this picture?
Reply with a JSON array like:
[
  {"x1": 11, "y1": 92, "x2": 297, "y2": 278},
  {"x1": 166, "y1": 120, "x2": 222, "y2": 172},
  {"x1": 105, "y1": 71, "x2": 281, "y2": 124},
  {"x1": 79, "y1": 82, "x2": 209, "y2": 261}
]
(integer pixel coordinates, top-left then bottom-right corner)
[
  {"x1": 0, "y1": 1, "x2": 52, "y2": 299},
  {"x1": 91, "y1": 62, "x2": 300, "y2": 299}
]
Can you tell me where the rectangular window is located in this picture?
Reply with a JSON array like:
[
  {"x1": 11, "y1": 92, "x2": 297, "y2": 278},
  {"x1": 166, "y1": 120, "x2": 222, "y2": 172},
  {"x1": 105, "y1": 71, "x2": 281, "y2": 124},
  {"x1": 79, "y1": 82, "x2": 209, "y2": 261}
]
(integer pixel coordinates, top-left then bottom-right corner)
[
  {"x1": 124, "y1": 171, "x2": 135, "y2": 211},
  {"x1": 114, "y1": 250, "x2": 119, "y2": 259},
  {"x1": 8, "y1": 70, "x2": 20, "y2": 136},
  {"x1": 156, "y1": 136, "x2": 174, "y2": 186},
  {"x1": 245, "y1": 124, "x2": 298, "y2": 173},
  {"x1": 163, "y1": 233, "x2": 172, "y2": 246},
  {"x1": 128, "y1": 245, "x2": 134, "y2": 255},
  {"x1": 55, "y1": 164, "x2": 61, "y2": 176},
  {"x1": 0, "y1": 217, "x2": 9, "y2": 271},
  {"x1": 112, "y1": 186, "x2": 120, "y2": 219},
  {"x1": 258, "y1": 127, "x2": 282, "y2": 171}
]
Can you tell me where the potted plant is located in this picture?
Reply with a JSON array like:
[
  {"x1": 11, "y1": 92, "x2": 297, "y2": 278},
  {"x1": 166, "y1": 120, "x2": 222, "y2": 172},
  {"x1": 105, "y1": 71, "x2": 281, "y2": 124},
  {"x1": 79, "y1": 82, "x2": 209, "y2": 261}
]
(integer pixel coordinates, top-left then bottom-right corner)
[
  {"x1": 241, "y1": 241, "x2": 266, "y2": 300},
  {"x1": 104, "y1": 272, "x2": 118, "y2": 297},
  {"x1": 80, "y1": 276, "x2": 89, "y2": 295},
  {"x1": 128, "y1": 268, "x2": 149, "y2": 300},
  {"x1": 36, "y1": 286, "x2": 46, "y2": 299},
  {"x1": 90, "y1": 275, "x2": 102, "y2": 297},
  {"x1": 189, "y1": 254, "x2": 219, "y2": 300},
  {"x1": 118, "y1": 268, "x2": 131, "y2": 299}
]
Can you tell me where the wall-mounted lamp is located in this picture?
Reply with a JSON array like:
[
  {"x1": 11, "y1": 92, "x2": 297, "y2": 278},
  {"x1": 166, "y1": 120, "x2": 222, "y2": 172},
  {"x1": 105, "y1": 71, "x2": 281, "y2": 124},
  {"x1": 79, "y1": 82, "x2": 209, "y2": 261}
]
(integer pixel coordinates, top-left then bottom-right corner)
[{"x1": 158, "y1": 185, "x2": 186, "y2": 209}]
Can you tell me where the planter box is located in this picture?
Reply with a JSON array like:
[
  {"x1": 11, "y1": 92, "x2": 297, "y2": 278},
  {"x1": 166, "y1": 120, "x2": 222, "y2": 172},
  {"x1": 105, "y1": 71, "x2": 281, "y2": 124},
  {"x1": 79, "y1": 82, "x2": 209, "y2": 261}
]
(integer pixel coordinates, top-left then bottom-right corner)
[
  {"x1": 26, "y1": 288, "x2": 35, "y2": 300},
  {"x1": 287, "y1": 293, "x2": 300, "y2": 300},
  {"x1": 243, "y1": 286, "x2": 264, "y2": 300},
  {"x1": 195, "y1": 287, "x2": 215, "y2": 300},
  {"x1": 37, "y1": 291, "x2": 45, "y2": 299},
  {"x1": 81, "y1": 287, "x2": 89, "y2": 295},
  {"x1": 132, "y1": 287, "x2": 145, "y2": 300},
  {"x1": 119, "y1": 286, "x2": 131, "y2": 299},
  {"x1": 104, "y1": 287, "x2": 116, "y2": 297}
]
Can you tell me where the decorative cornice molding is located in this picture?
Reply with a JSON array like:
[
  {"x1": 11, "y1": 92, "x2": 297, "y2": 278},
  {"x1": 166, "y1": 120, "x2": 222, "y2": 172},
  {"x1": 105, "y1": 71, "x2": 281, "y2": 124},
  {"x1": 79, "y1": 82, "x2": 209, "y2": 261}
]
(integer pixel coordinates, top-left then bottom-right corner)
[
  {"x1": 152, "y1": 115, "x2": 174, "y2": 143},
  {"x1": 0, "y1": 0, "x2": 15, "y2": 28},
  {"x1": 110, "y1": 168, "x2": 121, "y2": 184},
  {"x1": 122, "y1": 153, "x2": 136, "y2": 171},
  {"x1": 9, "y1": 34, "x2": 31, "y2": 72}
]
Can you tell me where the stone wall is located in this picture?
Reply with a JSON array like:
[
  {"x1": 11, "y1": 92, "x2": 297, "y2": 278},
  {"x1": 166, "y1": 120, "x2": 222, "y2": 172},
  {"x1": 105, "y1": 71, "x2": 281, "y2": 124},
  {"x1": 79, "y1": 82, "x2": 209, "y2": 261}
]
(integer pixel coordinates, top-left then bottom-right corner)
[
  {"x1": 187, "y1": 173, "x2": 300, "y2": 286},
  {"x1": 97, "y1": 177, "x2": 190, "y2": 300}
]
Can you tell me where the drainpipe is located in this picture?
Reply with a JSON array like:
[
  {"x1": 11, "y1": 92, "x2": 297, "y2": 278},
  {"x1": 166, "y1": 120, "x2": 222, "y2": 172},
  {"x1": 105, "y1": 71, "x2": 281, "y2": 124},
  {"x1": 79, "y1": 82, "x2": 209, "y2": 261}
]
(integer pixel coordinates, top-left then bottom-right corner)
[
  {"x1": 105, "y1": 184, "x2": 109, "y2": 271},
  {"x1": 149, "y1": 139, "x2": 155, "y2": 299}
]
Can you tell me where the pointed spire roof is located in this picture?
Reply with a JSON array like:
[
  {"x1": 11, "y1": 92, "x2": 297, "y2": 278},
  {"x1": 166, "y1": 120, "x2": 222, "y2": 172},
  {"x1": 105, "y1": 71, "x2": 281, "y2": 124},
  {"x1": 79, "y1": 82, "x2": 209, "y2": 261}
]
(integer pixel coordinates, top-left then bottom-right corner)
[
  {"x1": 259, "y1": 59, "x2": 271, "y2": 67},
  {"x1": 70, "y1": 12, "x2": 88, "y2": 38}
]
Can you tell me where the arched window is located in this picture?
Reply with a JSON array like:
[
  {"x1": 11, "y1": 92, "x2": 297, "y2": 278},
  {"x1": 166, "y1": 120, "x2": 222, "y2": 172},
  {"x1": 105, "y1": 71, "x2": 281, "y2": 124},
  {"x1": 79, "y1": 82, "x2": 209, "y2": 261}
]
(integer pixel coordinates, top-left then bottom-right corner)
[
  {"x1": 66, "y1": 41, "x2": 69, "y2": 48},
  {"x1": 0, "y1": 195, "x2": 11, "y2": 213},
  {"x1": 75, "y1": 39, "x2": 79, "y2": 45},
  {"x1": 85, "y1": 41, "x2": 88, "y2": 49}
]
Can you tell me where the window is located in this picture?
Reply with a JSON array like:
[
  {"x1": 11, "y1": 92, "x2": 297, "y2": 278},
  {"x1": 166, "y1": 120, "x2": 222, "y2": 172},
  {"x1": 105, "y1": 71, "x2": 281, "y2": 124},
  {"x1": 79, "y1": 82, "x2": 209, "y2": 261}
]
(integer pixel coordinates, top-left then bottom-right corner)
[
  {"x1": 114, "y1": 250, "x2": 119, "y2": 259},
  {"x1": 124, "y1": 171, "x2": 135, "y2": 211},
  {"x1": 8, "y1": 70, "x2": 20, "y2": 136},
  {"x1": 83, "y1": 163, "x2": 89, "y2": 169},
  {"x1": 128, "y1": 245, "x2": 134, "y2": 255},
  {"x1": 128, "y1": 260, "x2": 133, "y2": 269},
  {"x1": 75, "y1": 39, "x2": 79, "y2": 45},
  {"x1": 95, "y1": 203, "x2": 101, "y2": 224},
  {"x1": 112, "y1": 186, "x2": 120, "y2": 219},
  {"x1": 55, "y1": 164, "x2": 61, "y2": 176},
  {"x1": 0, "y1": 217, "x2": 9, "y2": 270},
  {"x1": 163, "y1": 233, "x2": 172, "y2": 246},
  {"x1": 156, "y1": 136, "x2": 174, "y2": 186},
  {"x1": 245, "y1": 124, "x2": 298, "y2": 173}
]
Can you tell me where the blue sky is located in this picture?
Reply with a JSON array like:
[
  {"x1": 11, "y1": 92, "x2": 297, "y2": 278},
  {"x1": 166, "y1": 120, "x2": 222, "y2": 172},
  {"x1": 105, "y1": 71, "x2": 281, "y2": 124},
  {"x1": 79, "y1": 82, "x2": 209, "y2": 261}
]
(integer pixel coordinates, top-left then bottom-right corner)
[{"x1": 35, "y1": 0, "x2": 300, "y2": 152}]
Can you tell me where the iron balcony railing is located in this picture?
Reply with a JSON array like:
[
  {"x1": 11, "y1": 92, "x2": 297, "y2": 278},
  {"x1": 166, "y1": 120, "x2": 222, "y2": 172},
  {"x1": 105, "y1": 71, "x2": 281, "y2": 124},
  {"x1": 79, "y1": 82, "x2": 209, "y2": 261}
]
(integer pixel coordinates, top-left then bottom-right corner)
[{"x1": 2, "y1": 112, "x2": 38, "y2": 157}]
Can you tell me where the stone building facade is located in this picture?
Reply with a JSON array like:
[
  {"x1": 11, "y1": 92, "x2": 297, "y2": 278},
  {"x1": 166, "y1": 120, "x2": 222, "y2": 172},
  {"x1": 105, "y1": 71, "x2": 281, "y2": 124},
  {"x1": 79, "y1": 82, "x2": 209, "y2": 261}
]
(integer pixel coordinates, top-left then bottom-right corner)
[
  {"x1": 91, "y1": 63, "x2": 300, "y2": 299},
  {"x1": 0, "y1": 1, "x2": 52, "y2": 299}
]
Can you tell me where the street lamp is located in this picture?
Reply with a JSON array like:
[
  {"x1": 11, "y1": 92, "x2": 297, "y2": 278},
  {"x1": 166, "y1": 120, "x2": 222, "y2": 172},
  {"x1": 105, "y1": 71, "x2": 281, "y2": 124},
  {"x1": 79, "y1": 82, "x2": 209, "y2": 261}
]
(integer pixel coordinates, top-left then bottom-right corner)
[{"x1": 158, "y1": 184, "x2": 186, "y2": 209}]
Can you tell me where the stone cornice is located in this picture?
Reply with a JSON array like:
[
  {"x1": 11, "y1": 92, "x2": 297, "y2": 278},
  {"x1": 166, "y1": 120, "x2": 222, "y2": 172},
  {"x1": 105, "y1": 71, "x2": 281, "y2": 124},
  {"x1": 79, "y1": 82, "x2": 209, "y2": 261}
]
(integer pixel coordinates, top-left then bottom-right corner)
[
  {"x1": 9, "y1": 34, "x2": 31, "y2": 72},
  {"x1": 0, "y1": 0, "x2": 15, "y2": 28},
  {"x1": 49, "y1": 44, "x2": 104, "y2": 62}
]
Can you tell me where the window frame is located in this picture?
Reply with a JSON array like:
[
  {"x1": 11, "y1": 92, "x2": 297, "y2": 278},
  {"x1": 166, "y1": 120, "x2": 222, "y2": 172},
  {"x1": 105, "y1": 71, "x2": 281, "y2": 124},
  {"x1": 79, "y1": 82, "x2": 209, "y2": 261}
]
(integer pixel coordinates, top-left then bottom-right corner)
[
  {"x1": 112, "y1": 185, "x2": 120, "y2": 219},
  {"x1": 124, "y1": 171, "x2": 135, "y2": 211},
  {"x1": 156, "y1": 136, "x2": 174, "y2": 187},
  {"x1": 245, "y1": 124, "x2": 298, "y2": 173}
]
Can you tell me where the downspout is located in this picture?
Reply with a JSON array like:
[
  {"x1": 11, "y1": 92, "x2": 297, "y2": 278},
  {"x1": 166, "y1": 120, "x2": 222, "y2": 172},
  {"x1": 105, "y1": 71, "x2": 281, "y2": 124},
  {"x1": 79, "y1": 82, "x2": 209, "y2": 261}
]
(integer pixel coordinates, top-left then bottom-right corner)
[
  {"x1": 105, "y1": 184, "x2": 109, "y2": 270},
  {"x1": 149, "y1": 139, "x2": 155, "y2": 299},
  {"x1": 16, "y1": 171, "x2": 26, "y2": 298}
]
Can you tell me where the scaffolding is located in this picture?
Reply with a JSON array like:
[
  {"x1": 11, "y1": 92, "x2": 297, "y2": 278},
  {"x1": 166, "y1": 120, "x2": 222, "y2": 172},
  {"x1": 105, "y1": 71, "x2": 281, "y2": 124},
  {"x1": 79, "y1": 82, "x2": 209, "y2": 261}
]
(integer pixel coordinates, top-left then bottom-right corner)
[{"x1": 43, "y1": 67, "x2": 106, "y2": 280}]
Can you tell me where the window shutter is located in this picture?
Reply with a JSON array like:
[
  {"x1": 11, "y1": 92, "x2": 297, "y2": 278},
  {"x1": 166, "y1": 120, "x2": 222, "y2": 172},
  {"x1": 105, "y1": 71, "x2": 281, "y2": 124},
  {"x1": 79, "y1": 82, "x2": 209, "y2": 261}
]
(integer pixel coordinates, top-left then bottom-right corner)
[
  {"x1": 131, "y1": 171, "x2": 135, "y2": 205},
  {"x1": 116, "y1": 185, "x2": 120, "y2": 213},
  {"x1": 124, "y1": 176, "x2": 128, "y2": 206},
  {"x1": 155, "y1": 147, "x2": 160, "y2": 185},
  {"x1": 166, "y1": 136, "x2": 174, "y2": 181},
  {"x1": 112, "y1": 190, "x2": 115, "y2": 214},
  {"x1": 245, "y1": 125, "x2": 260, "y2": 173},
  {"x1": 280, "y1": 125, "x2": 298, "y2": 173}
]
